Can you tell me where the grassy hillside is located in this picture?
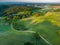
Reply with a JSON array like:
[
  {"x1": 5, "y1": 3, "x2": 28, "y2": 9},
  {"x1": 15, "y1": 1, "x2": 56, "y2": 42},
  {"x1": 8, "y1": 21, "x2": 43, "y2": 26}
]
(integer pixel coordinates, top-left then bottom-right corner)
[
  {"x1": 19, "y1": 12, "x2": 60, "y2": 45},
  {"x1": 0, "y1": 4, "x2": 60, "y2": 45}
]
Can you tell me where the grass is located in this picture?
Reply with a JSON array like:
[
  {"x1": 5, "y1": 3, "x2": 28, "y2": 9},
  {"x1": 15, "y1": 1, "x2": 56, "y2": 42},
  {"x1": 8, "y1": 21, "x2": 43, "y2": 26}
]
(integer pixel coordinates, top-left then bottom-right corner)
[
  {"x1": 0, "y1": 12, "x2": 60, "y2": 45},
  {"x1": 20, "y1": 13, "x2": 60, "y2": 45},
  {"x1": 0, "y1": 19, "x2": 49, "y2": 45},
  {"x1": 29, "y1": 21, "x2": 60, "y2": 45}
]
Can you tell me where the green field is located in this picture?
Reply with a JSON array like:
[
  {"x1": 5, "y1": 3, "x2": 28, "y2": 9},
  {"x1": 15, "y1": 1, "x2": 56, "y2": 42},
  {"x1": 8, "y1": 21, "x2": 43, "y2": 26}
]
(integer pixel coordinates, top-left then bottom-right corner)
[
  {"x1": 0, "y1": 4, "x2": 60, "y2": 45},
  {"x1": 0, "y1": 19, "x2": 49, "y2": 45},
  {"x1": 0, "y1": 14, "x2": 60, "y2": 45}
]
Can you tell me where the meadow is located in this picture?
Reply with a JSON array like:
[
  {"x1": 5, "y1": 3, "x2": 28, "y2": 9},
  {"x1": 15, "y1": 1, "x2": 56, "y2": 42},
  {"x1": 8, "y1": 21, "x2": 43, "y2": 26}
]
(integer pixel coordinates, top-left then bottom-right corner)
[{"x1": 0, "y1": 4, "x2": 60, "y2": 45}]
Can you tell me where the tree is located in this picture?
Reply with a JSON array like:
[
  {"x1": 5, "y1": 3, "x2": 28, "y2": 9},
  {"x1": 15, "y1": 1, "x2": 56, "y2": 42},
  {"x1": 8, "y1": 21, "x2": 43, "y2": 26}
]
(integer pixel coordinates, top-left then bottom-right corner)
[{"x1": 12, "y1": 20, "x2": 28, "y2": 31}]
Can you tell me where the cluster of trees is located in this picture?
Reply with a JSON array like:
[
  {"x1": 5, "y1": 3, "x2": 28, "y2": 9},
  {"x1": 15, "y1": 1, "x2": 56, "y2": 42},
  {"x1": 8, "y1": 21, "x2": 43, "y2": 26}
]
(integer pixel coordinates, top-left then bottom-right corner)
[
  {"x1": 0, "y1": 5, "x2": 11, "y2": 16},
  {"x1": 3, "y1": 6, "x2": 42, "y2": 24},
  {"x1": 3, "y1": 5, "x2": 56, "y2": 25},
  {"x1": 12, "y1": 20, "x2": 28, "y2": 30}
]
